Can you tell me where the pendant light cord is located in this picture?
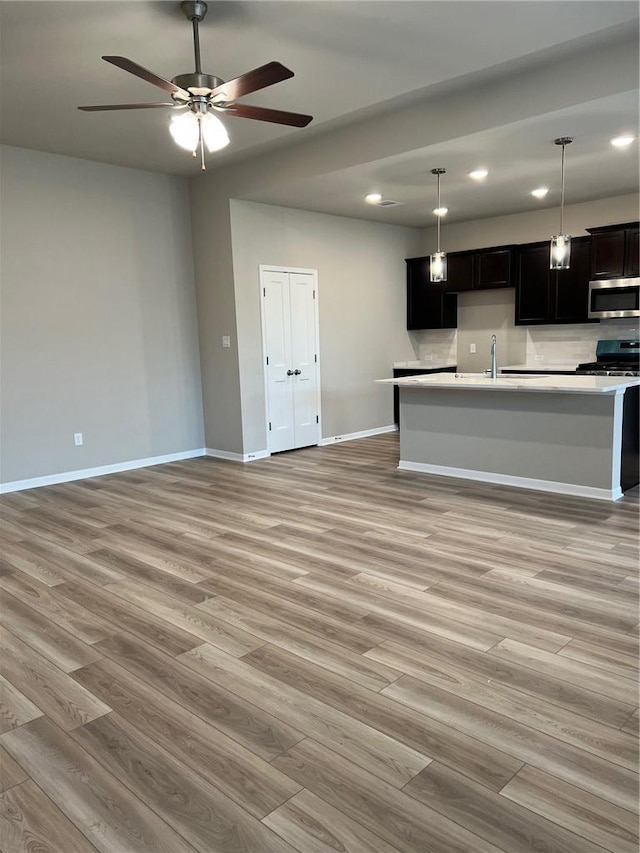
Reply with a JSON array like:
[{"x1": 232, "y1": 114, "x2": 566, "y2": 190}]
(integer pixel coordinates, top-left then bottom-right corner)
[
  {"x1": 436, "y1": 172, "x2": 441, "y2": 253},
  {"x1": 554, "y1": 137, "x2": 572, "y2": 236},
  {"x1": 559, "y1": 142, "x2": 565, "y2": 235}
]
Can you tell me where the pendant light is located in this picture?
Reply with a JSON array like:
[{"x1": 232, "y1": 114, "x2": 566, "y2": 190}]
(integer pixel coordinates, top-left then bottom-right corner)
[
  {"x1": 430, "y1": 168, "x2": 447, "y2": 282},
  {"x1": 550, "y1": 137, "x2": 573, "y2": 270}
]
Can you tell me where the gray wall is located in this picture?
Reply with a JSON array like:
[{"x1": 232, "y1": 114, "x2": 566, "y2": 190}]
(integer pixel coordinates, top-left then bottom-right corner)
[
  {"x1": 0, "y1": 145, "x2": 204, "y2": 484},
  {"x1": 189, "y1": 191, "x2": 243, "y2": 454},
  {"x1": 229, "y1": 200, "x2": 421, "y2": 450}
]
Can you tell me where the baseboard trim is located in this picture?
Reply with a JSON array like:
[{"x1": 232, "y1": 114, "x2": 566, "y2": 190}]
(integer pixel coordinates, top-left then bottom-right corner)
[
  {"x1": 0, "y1": 448, "x2": 207, "y2": 494},
  {"x1": 397, "y1": 460, "x2": 622, "y2": 502},
  {"x1": 205, "y1": 448, "x2": 271, "y2": 463},
  {"x1": 319, "y1": 424, "x2": 397, "y2": 446}
]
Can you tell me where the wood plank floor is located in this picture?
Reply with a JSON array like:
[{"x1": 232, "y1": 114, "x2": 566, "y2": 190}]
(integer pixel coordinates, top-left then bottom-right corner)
[{"x1": 1, "y1": 432, "x2": 638, "y2": 853}]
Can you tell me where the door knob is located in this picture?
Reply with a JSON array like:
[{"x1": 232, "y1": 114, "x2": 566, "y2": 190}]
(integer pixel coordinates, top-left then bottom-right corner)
[
  {"x1": 286, "y1": 369, "x2": 294, "y2": 376},
  {"x1": 294, "y1": 369, "x2": 301, "y2": 375}
]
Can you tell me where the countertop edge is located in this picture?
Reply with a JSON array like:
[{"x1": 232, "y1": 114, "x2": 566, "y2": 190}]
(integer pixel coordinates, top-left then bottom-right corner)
[{"x1": 375, "y1": 376, "x2": 640, "y2": 394}]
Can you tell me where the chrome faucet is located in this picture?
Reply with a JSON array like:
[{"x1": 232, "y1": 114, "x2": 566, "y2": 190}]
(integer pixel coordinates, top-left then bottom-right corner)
[{"x1": 489, "y1": 334, "x2": 498, "y2": 379}]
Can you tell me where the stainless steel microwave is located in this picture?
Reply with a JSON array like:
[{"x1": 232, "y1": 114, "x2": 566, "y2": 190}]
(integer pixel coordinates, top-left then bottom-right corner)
[{"x1": 588, "y1": 278, "x2": 640, "y2": 319}]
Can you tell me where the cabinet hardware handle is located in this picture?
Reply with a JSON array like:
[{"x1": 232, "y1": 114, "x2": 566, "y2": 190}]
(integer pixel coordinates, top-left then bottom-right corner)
[
  {"x1": 294, "y1": 369, "x2": 301, "y2": 375},
  {"x1": 286, "y1": 369, "x2": 294, "y2": 376}
]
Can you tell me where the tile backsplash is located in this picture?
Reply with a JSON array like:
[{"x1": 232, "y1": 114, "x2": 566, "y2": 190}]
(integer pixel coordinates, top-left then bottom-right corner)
[
  {"x1": 410, "y1": 329, "x2": 457, "y2": 364},
  {"x1": 525, "y1": 319, "x2": 640, "y2": 365},
  {"x1": 410, "y1": 293, "x2": 639, "y2": 368}
]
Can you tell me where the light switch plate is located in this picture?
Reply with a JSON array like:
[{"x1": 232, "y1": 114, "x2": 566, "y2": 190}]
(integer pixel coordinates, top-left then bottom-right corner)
[
  {"x1": 470, "y1": 343, "x2": 477, "y2": 354},
  {"x1": 222, "y1": 336, "x2": 231, "y2": 348}
]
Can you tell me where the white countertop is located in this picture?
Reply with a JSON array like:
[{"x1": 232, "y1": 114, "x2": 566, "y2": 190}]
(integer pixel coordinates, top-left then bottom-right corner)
[
  {"x1": 393, "y1": 360, "x2": 457, "y2": 370},
  {"x1": 376, "y1": 373, "x2": 640, "y2": 394},
  {"x1": 500, "y1": 363, "x2": 580, "y2": 372}
]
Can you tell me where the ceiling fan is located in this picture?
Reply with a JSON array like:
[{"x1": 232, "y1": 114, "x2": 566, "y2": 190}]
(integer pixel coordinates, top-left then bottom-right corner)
[{"x1": 79, "y1": 0, "x2": 313, "y2": 170}]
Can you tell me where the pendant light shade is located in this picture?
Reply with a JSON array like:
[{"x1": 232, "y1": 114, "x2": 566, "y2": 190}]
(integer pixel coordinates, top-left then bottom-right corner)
[
  {"x1": 430, "y1": 251, "x2": 447, "y2": 282},
  {"x1": 550, "y1": 137, "x2": 572, "y2": 270},
  {"x1": 430, "y1": 168, "x2": 447, "y2": 283}
]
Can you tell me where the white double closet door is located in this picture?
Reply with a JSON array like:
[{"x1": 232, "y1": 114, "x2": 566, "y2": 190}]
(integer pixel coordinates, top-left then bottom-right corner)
[{"x1": 261, "y1": 268, "x2": 320, "y2": 454}]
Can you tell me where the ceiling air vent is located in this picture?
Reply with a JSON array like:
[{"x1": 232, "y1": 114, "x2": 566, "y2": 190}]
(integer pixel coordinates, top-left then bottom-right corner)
[{"x1": 377, "y1": 199, "x2": 403, "y2": 207}]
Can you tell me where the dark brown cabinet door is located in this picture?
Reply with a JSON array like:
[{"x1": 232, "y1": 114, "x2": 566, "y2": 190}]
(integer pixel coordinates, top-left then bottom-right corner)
[
  {"x1": 406, "y1": 257, "x2": 457, "y2": 330},
  {"x1": 624, "y1": 227, "x2": 639, "y2": 276},
  {"x1": 474, "y1": 249, "x2": 513, "y2": 289},
  {"x1": 552, "y1": 237, "x2": 594, "y2": 323},
  {"x1": 590, "y1": 230, "x2": 626, "y2": 279},
  {"x1": 446, "y1": 252, "x2": 474, "y2": 292},
  {"x1": 406, "y1": 257, "x2": 430, "y2": 329},
  {"x1": 515, "y1": 243, "x2": 550, "y2": 324}
]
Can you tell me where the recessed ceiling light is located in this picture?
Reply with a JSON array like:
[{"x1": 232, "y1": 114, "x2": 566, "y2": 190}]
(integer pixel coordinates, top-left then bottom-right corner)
[
  {"x1": 531, "y1": 187, "x2": 549, "y2": 199},
  {"x1": 610, "y1": 135, "x2": 635, "y2": 148},
  {"x1": 433, "y1": 206, "x2": 448, "y2": 217},
  {"x1": 469, "y1": 168, "x2": 489, "y2": 181},
  {"x1": 364, "y1": 192, "x2": 383, "y2": 205}
]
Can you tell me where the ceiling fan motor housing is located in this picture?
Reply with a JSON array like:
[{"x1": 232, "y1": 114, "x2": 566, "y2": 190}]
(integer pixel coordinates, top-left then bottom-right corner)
[
  {"x1": 171, "y1": 73, "x2": 225, "y2": 97},
  {"x1": 181, "y1": 1, "x2": 208, "y2": 22}
]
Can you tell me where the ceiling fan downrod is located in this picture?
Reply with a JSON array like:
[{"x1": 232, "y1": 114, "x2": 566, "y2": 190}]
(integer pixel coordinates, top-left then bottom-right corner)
[{"x1": 181, "y1": 1, "x2": 208, "y2": 74}]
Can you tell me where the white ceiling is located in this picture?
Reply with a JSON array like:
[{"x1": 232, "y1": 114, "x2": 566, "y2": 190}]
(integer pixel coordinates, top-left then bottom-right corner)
[{"x1": 1, "y1": 1, "x2": 638, "y2": 226}]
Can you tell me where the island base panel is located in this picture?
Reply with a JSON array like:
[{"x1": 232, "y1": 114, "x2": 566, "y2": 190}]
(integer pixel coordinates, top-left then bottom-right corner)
[{"x1": 399, "y1": 388, "x2": 626, "y2": 501}]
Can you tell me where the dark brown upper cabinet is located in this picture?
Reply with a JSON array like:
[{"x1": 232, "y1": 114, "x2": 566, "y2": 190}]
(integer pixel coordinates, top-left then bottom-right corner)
[
  {"x1": 515, "y1": 242, "x2": 550, "y2": 324},
  {"x1": 474, "y1": 247, "x2": 515, "y2": 289},
  {"x1": 406, "y1": 257, "x2": 457, "y2": 330},
  {"x1": 624, "y1": 227, "x2": 639, "y2": 277},
  {"x1": 445, "y1": 246, "x2": 516, "y2": 293},
  {"x1": 515, "y1": 236, "x2": 594, "y2": 325},
  {"x1": 446, "y1": 251, "x2": 474, "y2": 292},
  {"x1": 586, "y1": 222, "x2": 639, "y2": 279}
]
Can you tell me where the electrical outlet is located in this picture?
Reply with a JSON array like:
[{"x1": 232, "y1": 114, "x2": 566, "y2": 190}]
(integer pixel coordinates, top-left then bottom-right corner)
[
  {"x1": 470, "y1": 343, "x2": 477, "y2": 354},
  {"x1": 534, "y1": 355, "x2": 544, "y2": 362},
  {"x1": 74, "y1": 433, "x2": 83, "y2": 446},
  {"x1": 222, "y1": 335, "x2": 231, "y2": 348}
]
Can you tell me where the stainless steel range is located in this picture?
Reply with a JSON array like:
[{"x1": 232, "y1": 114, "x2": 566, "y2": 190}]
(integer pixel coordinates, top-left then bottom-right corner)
[{"x1": 576, "y1": 339, "x2": 640, "y2": 377}]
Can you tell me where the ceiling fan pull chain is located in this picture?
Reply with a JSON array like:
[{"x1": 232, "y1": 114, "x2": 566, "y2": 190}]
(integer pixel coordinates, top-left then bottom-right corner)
[{"x1": 199, "y1": 118, "x2": 206, "y2": 171}]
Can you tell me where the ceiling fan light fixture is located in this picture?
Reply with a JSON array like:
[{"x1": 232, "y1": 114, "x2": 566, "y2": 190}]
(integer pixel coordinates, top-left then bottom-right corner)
[
  {"x1": 169, "y1": 110, "x2": 229, "y2": 154},
  {"x1": 201, "y1": 112, "x2": 230, "y2": 152},
  {"x1": 169, "y1": 111, "x2": 200, "y2": 151}
]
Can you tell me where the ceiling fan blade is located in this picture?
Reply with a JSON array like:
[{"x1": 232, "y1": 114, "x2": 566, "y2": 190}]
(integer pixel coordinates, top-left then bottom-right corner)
[
  {"x1": 209, "y1": 61, "x2": 294, "y2": 102},
  {"x1": 103, "y1": 56, "x2": 190, "y2": 99},
  {"x1": 78, "y1": 103, "x2": 176, "y2": 111},
  {"x1": 222, "y1": 103, "x2": 313, "y2": 128}
]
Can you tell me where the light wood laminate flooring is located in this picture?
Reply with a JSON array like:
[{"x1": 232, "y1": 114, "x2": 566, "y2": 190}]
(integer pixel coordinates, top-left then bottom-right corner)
[{"x1": 0, "y1": 433, "x2": 638, "y2": 853}]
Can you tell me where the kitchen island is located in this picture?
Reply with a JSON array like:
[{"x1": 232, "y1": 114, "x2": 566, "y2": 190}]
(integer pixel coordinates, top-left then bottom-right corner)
[{"x1": 377, "y1": 373, "x2": 639, "y2": 500}]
